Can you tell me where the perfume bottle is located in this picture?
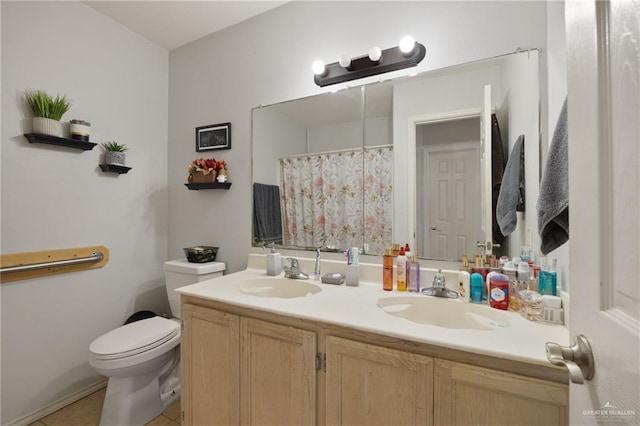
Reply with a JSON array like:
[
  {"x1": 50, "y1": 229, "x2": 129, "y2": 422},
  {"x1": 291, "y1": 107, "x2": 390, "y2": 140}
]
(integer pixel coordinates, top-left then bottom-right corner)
[{"x1": 396, "y1": 247, "x2": 407, "y2": 291}]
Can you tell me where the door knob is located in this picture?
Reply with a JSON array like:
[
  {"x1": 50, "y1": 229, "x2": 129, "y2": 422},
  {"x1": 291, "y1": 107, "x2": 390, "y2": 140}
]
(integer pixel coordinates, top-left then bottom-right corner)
[
  {"x1": 430, "y1": 225, "x2": 440, "y2": 231},
  {"x1": 545, "y1": 334, "x2": 595, "y2": 384}
]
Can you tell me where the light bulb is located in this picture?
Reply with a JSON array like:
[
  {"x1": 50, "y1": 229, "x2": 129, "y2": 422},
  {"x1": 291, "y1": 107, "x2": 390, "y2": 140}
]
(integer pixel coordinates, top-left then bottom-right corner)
[
  {"x1": 368, "y1": 46, "x2": 382, "y2": 62},
  {"x1": 399, "y1": 36, "x2": 416, "y2": 54},
  {"x1": 312, "y1": 60, "x2": 326, "y2": 75},
  {"x1": 339, "y1": 54, "x2": 352, "y2": 69}
]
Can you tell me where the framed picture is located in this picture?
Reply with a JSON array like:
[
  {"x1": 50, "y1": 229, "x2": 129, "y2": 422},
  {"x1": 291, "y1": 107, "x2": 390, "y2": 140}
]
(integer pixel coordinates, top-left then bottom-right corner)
[{"x1": 195, "y1": 122, "x2": 231, "y2": 151}]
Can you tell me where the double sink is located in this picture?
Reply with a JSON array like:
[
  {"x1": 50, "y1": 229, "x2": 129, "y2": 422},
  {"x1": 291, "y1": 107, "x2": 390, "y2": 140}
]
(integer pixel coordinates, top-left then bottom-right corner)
[{"x1": 237, "y1": 276, "x2": 509, "y2": 331}]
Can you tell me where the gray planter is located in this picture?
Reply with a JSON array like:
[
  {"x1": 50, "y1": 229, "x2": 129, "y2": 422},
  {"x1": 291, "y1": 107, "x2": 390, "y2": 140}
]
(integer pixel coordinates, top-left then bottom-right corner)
[{"x1": 105, "y1": 151, "x2": 126, "y2": 166}]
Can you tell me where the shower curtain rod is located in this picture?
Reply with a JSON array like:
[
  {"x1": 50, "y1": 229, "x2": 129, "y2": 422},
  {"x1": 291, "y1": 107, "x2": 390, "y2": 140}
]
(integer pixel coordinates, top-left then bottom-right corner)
[{"x1": 279, "y1": 144, "x2": 392, "y2": 161}]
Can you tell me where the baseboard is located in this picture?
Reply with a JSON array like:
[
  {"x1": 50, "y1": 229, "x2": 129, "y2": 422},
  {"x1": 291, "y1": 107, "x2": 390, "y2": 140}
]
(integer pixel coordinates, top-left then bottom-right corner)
[{"x1": 5, "y1": 379, "x2": 108, "y2": 426}]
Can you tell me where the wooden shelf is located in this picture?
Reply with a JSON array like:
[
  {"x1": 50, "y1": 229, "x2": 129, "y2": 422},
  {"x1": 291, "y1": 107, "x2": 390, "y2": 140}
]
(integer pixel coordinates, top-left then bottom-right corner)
[
  {"x1": 100, "y1": 164, "x2": 131, "y2": 174},
  {"x1": 24, "y1": 133, "x2": 97, "y2": 151},
  {"x1": 185, "y1": 182, "x2": 232, "y2": 190}
]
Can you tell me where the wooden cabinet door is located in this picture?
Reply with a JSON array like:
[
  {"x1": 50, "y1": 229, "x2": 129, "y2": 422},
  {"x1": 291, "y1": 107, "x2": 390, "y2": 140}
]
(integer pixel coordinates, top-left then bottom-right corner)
[
  {"x1": 325, "y1": 336, "x2": 434, "y2": 426},
  {"x1": 435, "y1": 359, "x2": 568, "y2": 425},
  {"x1": 181, "y1": 303, "x2": 240, "y2": 426},
  {"x1": 240, "y1": 317, "x2": 317, "y2": 426}
]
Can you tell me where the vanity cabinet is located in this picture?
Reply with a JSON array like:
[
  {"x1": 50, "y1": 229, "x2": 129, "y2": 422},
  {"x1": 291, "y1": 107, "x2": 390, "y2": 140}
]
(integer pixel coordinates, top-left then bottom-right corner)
[
  {"x1": 434, "y1": 359, "x2": 568, "y2": 425},
  {"x1": 181, "y1": 304, "x2": 316, "y2": 426},
  {"x1": 240, "y1": 317, "x2": 316, "y2": 425},
  {"x1": 325, "y1": 336, "x2": 434, "y2": 425},
  {"x1": 181, "y1": 299, "x2": 568, "y2": 426},
  {"x1": 181, "y1": 304, "x2": 240, "y2": 426}
]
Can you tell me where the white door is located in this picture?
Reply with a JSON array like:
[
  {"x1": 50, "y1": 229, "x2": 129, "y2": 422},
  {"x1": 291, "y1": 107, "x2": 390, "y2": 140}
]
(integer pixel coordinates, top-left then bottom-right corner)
[
  {"x1": 565, "y1": 0, "x2": 640, "y2": 423},
  {"x1": 424, "y1": 147, "x2": 480, "y2": 260}
]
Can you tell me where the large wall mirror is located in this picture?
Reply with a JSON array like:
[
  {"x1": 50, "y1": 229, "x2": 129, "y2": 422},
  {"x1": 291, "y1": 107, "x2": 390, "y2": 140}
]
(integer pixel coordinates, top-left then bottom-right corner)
[{"x1": 252, "y1": 50, "x2": 540, "y2": 262}]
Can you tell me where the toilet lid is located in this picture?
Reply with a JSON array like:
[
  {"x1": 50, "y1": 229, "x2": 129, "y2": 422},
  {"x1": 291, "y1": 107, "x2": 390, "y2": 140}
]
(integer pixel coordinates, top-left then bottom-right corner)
[{"x1": 89, "y1": 317, "x2": 179, "y2": 360}]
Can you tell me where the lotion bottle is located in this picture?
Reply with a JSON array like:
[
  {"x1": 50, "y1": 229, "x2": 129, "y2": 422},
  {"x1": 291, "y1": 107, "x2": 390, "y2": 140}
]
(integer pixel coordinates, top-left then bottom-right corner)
[
  {"x1": 396, "y1": 247, "x2": 407, "y2": 291},
  {"x1": 383, "y1": 247, "x2": 394, "y2": 291}
]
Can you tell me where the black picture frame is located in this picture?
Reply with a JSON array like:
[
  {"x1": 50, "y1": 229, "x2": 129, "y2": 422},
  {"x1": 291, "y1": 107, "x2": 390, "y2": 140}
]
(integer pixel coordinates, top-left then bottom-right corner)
[{"x1": 195, "y1": 123, "x2": 231, "y2": 151}]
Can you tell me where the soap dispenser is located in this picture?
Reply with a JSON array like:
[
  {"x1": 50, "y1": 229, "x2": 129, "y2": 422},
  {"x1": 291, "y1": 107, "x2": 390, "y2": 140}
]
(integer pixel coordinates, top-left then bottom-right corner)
[{"x1": 266, "y1": 243, "x2": 282, "y2": 276}]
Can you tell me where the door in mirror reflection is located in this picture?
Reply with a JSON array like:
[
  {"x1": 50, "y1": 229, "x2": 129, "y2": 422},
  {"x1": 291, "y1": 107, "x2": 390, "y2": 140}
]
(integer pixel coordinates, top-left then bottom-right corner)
[{"x1": 416, "y1": 117, "x2": 482, "y2": 259}]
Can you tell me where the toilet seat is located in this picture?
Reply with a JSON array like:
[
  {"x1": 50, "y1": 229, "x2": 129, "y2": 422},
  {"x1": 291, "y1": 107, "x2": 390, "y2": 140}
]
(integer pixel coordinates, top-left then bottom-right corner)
[{"x1": 90, "y1": 317, "x2": 179, "y2": 360}]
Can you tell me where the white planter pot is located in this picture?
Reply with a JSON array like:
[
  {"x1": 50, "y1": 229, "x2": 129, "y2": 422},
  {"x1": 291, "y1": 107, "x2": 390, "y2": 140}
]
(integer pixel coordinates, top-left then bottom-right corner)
[
  {"x1": 105, "y1": 152, "x2": 126, "y2": 166},
  {"x1": 33, "y1": 117, "x2": 62, "y2": 137}
]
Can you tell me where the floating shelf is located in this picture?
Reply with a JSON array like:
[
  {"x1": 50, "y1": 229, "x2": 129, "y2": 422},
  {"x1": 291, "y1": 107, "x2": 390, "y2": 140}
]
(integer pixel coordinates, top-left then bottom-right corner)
[
  {"x1": 24, "y1": 133, "x2": 97, "y2": 151},
  {"x1": 184, "y1": 182, "x2": 232, "y2": 190},
  {"x1": 100, "y1": 164, "x2": 132, "y2": 174}
]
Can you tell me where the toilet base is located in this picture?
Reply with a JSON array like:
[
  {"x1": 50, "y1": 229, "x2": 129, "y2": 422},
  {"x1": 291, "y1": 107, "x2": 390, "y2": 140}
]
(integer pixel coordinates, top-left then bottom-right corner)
[{"x1": 100, "y1": 372, "x2": 164, "y2": 426}]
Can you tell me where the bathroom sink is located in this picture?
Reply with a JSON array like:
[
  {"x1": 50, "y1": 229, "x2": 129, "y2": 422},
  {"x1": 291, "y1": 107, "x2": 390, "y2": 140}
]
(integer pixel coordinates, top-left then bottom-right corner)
[
  {"x1": 377, "y1": 297, "x2": 510, "y2": 330},
  {"x1": 237, "y1": 277, "x2": 322, "y2": 298}
]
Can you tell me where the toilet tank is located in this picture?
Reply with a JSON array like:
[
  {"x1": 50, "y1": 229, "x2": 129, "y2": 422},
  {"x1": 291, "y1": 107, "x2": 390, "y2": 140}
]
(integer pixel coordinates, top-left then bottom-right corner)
[{"x1": 163, "y1": 259, "x2": 225, "y2": 318}]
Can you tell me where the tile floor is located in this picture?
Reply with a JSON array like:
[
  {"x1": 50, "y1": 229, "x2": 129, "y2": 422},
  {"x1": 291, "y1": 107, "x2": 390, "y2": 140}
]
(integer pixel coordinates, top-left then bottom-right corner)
[{"x1": 28, "y1": 387, "x2": 181, "y2": 426}]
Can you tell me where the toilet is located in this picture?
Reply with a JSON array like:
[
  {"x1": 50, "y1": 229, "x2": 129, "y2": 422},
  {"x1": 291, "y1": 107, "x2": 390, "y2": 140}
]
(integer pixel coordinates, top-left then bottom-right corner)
[{"x1": 89, "y1": 259, "x2": 225, "y2": 426}]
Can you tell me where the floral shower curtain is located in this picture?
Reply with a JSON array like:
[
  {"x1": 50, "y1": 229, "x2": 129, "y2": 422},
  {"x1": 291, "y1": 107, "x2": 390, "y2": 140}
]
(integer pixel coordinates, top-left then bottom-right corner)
[{"x1": 279, "y1": 146, "x2": 392, "y2": 254}]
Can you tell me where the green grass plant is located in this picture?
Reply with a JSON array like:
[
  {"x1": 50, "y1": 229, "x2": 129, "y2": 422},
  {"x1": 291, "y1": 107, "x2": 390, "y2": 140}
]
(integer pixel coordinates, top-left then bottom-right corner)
[
  {"x1": 100, "y1": 141, "x2": 128, "y2": 152},
  {"x1": 25, "y1": 89, "x2": 72, "y2": 121}
]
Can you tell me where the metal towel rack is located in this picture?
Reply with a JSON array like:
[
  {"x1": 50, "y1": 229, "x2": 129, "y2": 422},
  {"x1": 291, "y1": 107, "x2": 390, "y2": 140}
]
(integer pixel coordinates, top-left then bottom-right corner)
[
  {"x1": 0, "y1": 251, "x2": 104, "y2": 274},
  {"x1": 0, "y1": 246, "x2": 110, "y2": 283}
]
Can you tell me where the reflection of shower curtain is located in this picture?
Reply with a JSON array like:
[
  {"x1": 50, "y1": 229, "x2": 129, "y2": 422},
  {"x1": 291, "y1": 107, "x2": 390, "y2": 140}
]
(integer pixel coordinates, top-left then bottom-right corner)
[{"x1": 279, "y1": 146, "x2": 392, "y2": 253}]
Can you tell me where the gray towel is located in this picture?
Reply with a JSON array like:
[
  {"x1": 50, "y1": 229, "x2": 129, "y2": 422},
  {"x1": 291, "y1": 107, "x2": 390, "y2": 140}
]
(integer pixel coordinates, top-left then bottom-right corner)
[
  {"x1": 537, "y1": 98, "x2": 569, "y2": 254},
  {"x1": 496, "y1": 135, "x2": 525, "y2": 236},
  {"x1": 253, "y1": 183, "x2": 283, "y2": 244}
]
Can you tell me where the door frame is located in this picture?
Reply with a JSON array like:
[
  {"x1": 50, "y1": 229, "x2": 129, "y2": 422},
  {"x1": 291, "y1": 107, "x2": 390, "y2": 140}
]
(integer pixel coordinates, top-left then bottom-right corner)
[{"x1": 407, "y1": 107, "x2": 482, "y2": 253}]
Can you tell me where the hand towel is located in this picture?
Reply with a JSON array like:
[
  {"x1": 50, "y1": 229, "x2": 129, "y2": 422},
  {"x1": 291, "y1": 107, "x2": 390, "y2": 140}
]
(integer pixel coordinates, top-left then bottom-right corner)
[
  {"x1": 537, "y1": 98, "x2": 569, "y2": 254},
  {"x1": 253, "y1": 183, "x2": 283, "y2": 244},
  {"x1": 496, "y1": 135, "x2": 525, "y2": 236}
]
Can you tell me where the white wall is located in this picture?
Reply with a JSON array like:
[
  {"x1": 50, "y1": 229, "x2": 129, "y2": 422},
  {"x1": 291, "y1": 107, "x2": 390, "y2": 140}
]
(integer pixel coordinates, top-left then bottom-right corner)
[
  {"x1": 500, "y1": 50, "x2": 541, "y2": 259},
  {"x1": 168, "y1": 1, "x2": 549, "y2": 274},
  {"x1": 1, "y1": 2, "x2": 169, "y2": 424}
]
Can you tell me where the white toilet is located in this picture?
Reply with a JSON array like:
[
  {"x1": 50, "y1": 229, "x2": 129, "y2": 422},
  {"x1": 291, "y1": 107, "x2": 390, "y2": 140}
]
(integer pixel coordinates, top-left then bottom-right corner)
[{"x1": 89, "y1": 259, "x2": 225, "y2": 426}]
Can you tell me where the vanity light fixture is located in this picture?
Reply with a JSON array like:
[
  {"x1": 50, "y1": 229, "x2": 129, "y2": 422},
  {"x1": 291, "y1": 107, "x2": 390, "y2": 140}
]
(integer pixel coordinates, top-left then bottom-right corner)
[{"x1": 313, "y1": 36, "x2": 426, "y2": 87}]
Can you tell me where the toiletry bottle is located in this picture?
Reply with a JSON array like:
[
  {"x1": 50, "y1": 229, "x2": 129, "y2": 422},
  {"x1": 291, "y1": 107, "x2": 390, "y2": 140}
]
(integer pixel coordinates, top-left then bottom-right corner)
[
  {"x1": 539, "y1": 258, "x2": 558, "y2": 295},
  {"x1": 470, "y1": 273, "x2": 483, "y2": 303},
  {"x1": 404, "y1": 243, "x2": 412, "y2": 280},
  {"x1": 471, "y1": 253, "x2": 489, "y2": 299},
  {"x1": 458, "y1": 271, "x2": 470, "y2": 302},
  {"x1": 383, "y1": 247, "x2": 394, "y2": 291},
  {"x1": 396, "y1": 247, "x2": 407, "y2": 291},
  {"x1": 345, "y1": 247, "x2": 359, "y2": 287},
  {"x1": 313, "y1": 247, "x2": 321, "y2": 280},
  {"x1": 266, "y1": 244, "x2": 282, "y2": 276},
  {"x1": 460, "y1": 254, "x2": 472, "y2": 274},
  {"x1": 519, "y1": 285, "x2": 543, "y2": 321},
  {"x1": 407, "y1": 254, "x2": 420, "y2": 292},
  {"x1": 489, "y1": 273, "x2": 509, "y2": 310}
]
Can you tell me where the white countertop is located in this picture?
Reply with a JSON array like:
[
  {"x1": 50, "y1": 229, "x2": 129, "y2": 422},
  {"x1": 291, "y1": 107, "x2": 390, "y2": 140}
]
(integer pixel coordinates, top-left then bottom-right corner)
[{"x1": 177, "y1": 254, "x2": 569, "y2": 367}]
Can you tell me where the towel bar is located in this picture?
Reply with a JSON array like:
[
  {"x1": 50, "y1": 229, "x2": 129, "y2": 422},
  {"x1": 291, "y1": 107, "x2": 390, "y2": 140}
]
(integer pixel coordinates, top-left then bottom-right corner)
[
  {"x1": 0, "y1": 246, "x2": 110, "y2": 283},
  {"x1": 0, "y1": 252, "x2": 104, "y2": 274}
]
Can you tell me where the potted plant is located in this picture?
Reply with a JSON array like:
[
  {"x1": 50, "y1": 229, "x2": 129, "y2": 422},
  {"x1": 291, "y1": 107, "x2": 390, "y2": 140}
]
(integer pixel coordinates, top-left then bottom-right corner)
[
  {"x1": 101, "y1": 141, "x2": 128, "y2": 166},
  {"x1": 188, "y1": 158, "x2": 218, "y2": 183},
  {"x1": 25, "y1": 89, "x2": 72, "y2": 137}
]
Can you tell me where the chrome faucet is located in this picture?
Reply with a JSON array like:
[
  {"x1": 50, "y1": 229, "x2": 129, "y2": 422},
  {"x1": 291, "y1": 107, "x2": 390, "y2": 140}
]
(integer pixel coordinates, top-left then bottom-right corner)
[
  {"x1": 283, "y1": 257, "x2": 309, "y2": 280},
  {"x1": 420, "y1": 269, "x2": 459, "y2": 299}
]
